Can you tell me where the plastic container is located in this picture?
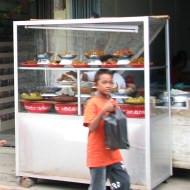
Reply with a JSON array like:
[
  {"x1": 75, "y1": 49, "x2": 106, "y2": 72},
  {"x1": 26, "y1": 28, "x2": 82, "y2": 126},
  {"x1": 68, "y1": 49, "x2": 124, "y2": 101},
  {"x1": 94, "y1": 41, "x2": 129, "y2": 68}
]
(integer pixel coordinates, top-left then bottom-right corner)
[
  {"x1": 119, "y1": 104, "x2": 145, "y2": 118},
  {"x1": 54, "y1": 103, "x2": 78, "y2": 115},
  {"x1": 23, "y1": 102, "x2": 52, "y2": 113}
]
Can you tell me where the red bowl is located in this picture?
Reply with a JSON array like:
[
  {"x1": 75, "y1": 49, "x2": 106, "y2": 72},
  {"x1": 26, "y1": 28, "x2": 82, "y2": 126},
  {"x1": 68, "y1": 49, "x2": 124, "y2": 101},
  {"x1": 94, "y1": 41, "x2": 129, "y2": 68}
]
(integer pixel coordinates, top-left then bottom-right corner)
[
  {"x1": 119, "y1": 104, "x2": 145, "y2": 118},
  {"x1": 23, "y1": 102, "x2": 52, "y2": 113},
  {"x1": 48, "y1": 64, "x2": 64, "y2": 68},
  {"x1": 72, "y1": 64, "x2": 89, "y2": 68},
  {"x1": 129, "y1": 63, "x2": 144, "y2": 68},
  {"x1": 101, "y1": 64, "x2": 119, "y2": 68},
  {"x1": 20, "y1": 63, "x2": 39, "y2": 67},
  {"x1": 54, "y1": 104, "x2": 78, "y2": 115}
]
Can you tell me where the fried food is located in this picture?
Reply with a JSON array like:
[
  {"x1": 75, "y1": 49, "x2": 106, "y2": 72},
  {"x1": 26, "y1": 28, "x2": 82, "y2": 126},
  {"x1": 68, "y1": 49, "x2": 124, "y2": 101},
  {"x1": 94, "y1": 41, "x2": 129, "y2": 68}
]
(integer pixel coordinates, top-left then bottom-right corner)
[
  {"x1": 84, "y1": 50, "x2": 104, "y2": 57},
  {"x1": 130, "y1": 57, "x2": 144, "y2": 65},
  {"x1": 113, "y1": 48, "x2": 133, "y2": 57}
]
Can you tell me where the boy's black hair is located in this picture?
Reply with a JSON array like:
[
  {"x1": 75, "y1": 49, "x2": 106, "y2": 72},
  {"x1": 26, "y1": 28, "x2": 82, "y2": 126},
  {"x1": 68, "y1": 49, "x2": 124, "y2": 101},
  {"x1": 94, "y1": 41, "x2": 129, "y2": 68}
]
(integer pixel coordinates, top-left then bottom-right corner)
[{"x1": 94, "y1": 69, "x2": 113, "y2": 83}]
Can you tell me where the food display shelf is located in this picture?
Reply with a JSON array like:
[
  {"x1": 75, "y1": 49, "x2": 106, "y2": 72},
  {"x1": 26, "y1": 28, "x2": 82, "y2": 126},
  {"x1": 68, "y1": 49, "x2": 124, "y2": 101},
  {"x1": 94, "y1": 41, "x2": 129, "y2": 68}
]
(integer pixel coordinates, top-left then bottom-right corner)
[{"x1": 14, "y1": 16, "x2": 171, "y2": 190}]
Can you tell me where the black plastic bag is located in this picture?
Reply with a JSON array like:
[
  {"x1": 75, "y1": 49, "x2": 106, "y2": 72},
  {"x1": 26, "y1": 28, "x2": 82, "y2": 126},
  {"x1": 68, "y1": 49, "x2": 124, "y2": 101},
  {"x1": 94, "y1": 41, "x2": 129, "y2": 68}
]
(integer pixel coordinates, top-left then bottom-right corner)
[{"x1": 104, "y1": 108, "x2": 130, "y2": 150}]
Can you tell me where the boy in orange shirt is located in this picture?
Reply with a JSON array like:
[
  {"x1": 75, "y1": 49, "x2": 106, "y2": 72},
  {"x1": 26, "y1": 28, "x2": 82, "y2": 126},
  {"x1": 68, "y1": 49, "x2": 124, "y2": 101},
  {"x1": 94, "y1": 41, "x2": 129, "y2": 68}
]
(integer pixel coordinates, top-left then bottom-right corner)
[{"x1": 83, "y1": 69, "x2": 130, "y2": 190}]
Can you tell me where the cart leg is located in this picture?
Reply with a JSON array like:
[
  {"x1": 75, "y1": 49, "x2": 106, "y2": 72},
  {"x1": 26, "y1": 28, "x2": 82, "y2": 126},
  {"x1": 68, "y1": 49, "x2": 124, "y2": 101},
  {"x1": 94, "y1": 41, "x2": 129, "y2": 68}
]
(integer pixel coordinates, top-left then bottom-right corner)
[{"x1": 19, "y1": 176, "x2": 36, "y2": 188}]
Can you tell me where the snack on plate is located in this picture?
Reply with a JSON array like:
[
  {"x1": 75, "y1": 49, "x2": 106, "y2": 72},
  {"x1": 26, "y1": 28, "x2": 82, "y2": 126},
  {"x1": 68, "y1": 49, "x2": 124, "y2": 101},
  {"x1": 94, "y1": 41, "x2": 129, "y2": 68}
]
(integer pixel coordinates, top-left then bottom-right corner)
[
  {"x1": 72, "y1": 60, "x2": 88, "y2": 67},
  {"x1": 58, "y1": 50, "x2": 76, "y2": 58},
  {"x1": 25, "y1": 60, "x2": 37, "y2": 64},
  {"x1": 84, "y1": 50, "x2": 105, "y2": 58},
  {"x1": 130, "y1": 57, "x2": 144, "y2": 66},
  {"x1": 57, "y1": 71, "x2": 77, "y2": 82},
  {"x1": 48, "y1": 60, "x2": 61, "y2": 67},
  {"x1": 20, "y1": 60, "x2": 38, "y2": 66},
  {"x1": 49, "y1": 60, "x2": 60, "y2": 64},
  {"x1": 112, "y1": 48, "x2": 133, "y2": 57}
]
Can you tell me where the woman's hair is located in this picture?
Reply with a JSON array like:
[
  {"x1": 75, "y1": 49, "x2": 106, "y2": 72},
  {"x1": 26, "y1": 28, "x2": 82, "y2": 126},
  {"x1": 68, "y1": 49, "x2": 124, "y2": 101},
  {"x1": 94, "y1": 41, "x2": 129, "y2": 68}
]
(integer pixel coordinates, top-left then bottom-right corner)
[
  {"x1": 99, "y1": 54, "x2": 117, "y2": 62},
  {"x1": 94, "y1": 69, "x2": 113, "y2": 83}
]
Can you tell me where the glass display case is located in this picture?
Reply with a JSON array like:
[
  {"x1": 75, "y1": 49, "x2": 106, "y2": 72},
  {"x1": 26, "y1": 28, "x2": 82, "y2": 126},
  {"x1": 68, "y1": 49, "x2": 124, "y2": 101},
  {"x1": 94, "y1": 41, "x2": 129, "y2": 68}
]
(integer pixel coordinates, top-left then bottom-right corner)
[{"x1": 14, "y1": 16, "x2": 171, "y2": 189}]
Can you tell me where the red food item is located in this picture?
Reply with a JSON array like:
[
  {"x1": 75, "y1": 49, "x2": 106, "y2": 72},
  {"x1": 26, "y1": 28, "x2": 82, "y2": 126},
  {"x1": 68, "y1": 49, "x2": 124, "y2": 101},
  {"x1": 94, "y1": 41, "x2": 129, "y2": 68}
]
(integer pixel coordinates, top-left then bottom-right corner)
[
  {"x1": 113, "y1": 48, "x2": 133, "y2": 57},
  {"x1": 72, "y1": 64, "x2": 89, "y2": 68},
  {"x1": 48, "y1": 64, "x2": 64, "y2": 68},
  {"x1": 23, "y1": 102, "x2": 52, "y2": 113},
  {"x1": 101, "y1": 64, "x2": 118, "y2": 68},
  {"x1": 54, "y1": 104, "x2": 78, "y2": 115},
  {"x1": 118, "y1": 104, "x2": 145, "y2": 118},
  {"x1": 72, "y1": 60, "x2": 88, "y2": 68},
  {"x1": 130, "y1": 63, "x2": 144, "y2": 68}
]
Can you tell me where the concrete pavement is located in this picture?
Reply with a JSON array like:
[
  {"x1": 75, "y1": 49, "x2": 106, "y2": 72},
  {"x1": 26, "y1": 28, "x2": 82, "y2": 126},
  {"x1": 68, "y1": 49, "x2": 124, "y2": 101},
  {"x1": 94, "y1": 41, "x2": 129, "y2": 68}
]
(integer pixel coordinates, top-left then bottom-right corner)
[{"x1": 0, "y1": 147, "x2": 190, "y2": 190}]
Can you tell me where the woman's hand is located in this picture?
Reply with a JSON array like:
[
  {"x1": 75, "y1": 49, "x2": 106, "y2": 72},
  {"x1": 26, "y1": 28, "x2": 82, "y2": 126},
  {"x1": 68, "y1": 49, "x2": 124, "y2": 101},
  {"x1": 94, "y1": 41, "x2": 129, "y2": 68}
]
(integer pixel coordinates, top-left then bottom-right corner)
[{"x1": 0, "y1": 140, "x2": 7, "y2": 146}]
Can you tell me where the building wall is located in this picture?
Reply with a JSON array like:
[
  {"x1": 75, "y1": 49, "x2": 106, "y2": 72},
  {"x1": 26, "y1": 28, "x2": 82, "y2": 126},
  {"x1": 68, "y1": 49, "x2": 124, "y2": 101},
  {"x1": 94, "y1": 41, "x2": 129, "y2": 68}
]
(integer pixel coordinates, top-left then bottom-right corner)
[
  {"x1": 100, "y1": 0, "x2": 189, "y2": 59},
  {"x1": 175, "y1": 0, "x2": 190, "y2": 57},
  {"x1": 101, "y1": 0, "x2": 149, "y2": 17}
]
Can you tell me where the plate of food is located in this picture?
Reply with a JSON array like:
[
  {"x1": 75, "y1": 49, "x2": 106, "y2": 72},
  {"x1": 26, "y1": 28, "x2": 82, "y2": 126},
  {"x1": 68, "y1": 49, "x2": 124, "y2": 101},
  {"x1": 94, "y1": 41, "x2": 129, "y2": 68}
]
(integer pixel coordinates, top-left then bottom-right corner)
[
  {"x1": 129, "y1": 63, "x2": 144, "y2": 68},
  {"x1": 58, "y1": 51, "x2": 77, "y2": 59},
  {"x1": 129, "y1": 57, "x2": 144, "y2": 67},
  {"x1": 72, "y1": 60, "x2": 89, "y2": 68},
  {"x1": 48, "y1": 61, "x2": 64, "y2": 67},
  {"x1": 20, "y1": 91, "x2": 43, "y2": 101},
  {"x1": 20, "y1": 60, "x2": 38, "y2": 67},
  {"x1": 112, "y1": 48, "x2": 133, "y2": 58},
  {"x1": 84, "y1": 50, "x2": 105, "y2": 59}
]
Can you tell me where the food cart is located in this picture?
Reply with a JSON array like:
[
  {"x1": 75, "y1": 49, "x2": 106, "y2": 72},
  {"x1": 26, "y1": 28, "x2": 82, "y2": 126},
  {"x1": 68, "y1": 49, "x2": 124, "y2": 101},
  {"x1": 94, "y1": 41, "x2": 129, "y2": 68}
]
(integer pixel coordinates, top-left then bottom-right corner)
[{"x1": 13, "y1": 16, "x2": 172, "y2": 190}]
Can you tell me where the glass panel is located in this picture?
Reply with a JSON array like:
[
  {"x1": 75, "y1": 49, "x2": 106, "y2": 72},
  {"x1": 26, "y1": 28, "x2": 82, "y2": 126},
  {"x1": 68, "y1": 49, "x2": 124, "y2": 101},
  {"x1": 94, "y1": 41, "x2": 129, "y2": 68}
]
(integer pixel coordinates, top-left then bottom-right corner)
[
  {"x1": 149, "y1": 22, "x2": 171, "y2": 186},
  {"x1": 17, "y1": 23, "x2": 145, "y2": 116}
]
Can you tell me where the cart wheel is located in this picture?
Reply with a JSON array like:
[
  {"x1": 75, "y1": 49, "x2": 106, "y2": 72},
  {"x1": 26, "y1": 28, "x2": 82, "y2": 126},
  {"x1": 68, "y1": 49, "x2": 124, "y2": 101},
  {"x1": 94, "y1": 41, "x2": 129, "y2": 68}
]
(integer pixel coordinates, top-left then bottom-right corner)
[{"x1": 19, "y1": 177, "x2": 36, "y2": 188}]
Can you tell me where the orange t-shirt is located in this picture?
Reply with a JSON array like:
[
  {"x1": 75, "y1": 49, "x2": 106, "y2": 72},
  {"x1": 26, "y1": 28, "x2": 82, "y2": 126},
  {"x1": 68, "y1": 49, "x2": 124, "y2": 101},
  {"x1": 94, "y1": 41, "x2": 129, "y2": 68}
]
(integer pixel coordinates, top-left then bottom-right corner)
[{"x1": 83, "y1": 96, "x2": 123, "y2": 167}]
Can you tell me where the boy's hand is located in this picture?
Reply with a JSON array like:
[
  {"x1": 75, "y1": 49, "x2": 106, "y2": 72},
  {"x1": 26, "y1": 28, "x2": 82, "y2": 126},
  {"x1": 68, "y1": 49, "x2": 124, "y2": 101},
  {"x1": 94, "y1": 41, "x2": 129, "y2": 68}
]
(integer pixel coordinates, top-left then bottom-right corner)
[{"x1": 102, "y1": 101, "x2": 115, "y2": 113}]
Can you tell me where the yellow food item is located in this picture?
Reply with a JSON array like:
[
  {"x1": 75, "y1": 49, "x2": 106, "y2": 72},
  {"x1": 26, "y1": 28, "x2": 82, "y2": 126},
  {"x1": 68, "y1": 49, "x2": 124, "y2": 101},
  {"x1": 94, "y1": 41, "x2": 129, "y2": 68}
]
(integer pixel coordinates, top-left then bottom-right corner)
[
  {"x1": 21, "y1": 92, "x2": 43, "y2": 100},
  {"x1": 30, "y1": 92, "x2": 41, "y2": 97},
  {"x1": 125, "y1": 96, "x2": 144, "y2": 104}
]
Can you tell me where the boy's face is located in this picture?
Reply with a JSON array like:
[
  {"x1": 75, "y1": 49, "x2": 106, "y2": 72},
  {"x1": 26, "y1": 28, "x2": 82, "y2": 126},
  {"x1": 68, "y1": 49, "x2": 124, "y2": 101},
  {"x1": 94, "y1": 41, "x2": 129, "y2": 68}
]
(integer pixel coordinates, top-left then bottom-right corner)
[{"x1": 96, "y1": 74, "x2": 113, "y2": 95}]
